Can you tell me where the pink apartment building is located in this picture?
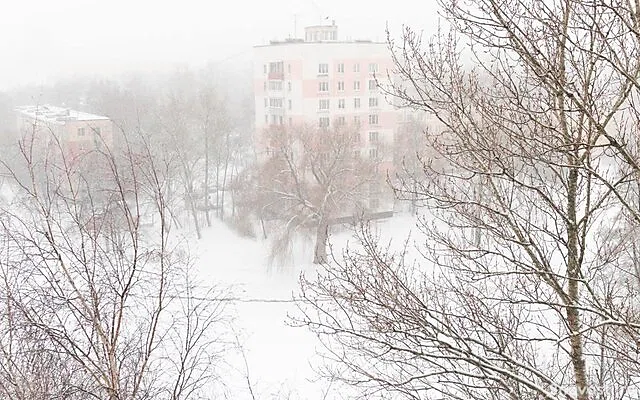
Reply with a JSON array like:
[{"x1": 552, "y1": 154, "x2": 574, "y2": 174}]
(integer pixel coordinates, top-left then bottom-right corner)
[
  {"x1": 253, "y1": 23, "x2": 400, "y2": 210},
  {"x1": 15, "y1": 105, "x2": 114, "y2": 160}
]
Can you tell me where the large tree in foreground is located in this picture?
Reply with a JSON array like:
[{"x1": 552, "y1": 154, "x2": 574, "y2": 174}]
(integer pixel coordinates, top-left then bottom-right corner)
[
  {"x1": 255, "y1": 122, "x2": 380, "y2": 264},
  {"x1": 299, "y1": 0, "x2": 640, "y2": 399}
]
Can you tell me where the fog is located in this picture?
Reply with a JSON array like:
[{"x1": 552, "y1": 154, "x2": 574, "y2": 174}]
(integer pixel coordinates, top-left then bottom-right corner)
[{"x1": 0, "y1": 0, "x2": 437, "y2": 89}]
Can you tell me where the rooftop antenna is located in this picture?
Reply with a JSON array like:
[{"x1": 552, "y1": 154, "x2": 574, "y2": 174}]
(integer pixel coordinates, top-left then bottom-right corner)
[{"x1": 309, "y1": 0, "x2": 325, "y2": 25}]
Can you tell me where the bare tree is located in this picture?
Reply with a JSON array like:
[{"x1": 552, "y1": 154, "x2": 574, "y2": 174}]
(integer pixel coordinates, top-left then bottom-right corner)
[
  {"x1": 297, "y1": 1, "x2": 640, "y2": 399},
  {"x1": 159, "y1": 80, "x2": 205, "y2": 239},
  {"x1": 162, "y1": 268, "x2": 230, "y2": 400},
  {"x1": 254, "y1": 122, "x2": 380, "y2": 264},
  {"x1": 157, "y1": 69, "x2": 241, "y2": 237},
  {"x1": 0, "y1": 121, "x2": 229, "y2": 400},
  {"x1": 392, "y1": 111, "x2": 432, "y2": 215},
  {"x1": 195, "y1": 84, "x2": 238, "y2": 223}
]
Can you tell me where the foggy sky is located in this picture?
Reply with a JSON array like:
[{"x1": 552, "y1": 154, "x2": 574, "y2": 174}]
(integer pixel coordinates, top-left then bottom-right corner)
[{"x1": 0, "y1": 0, "x2": 438, "y2": 90}]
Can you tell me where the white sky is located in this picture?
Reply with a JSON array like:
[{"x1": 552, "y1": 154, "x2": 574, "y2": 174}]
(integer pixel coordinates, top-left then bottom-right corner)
[{"x1": 0, "y1": 0, "x2": 440, "y2": 90}]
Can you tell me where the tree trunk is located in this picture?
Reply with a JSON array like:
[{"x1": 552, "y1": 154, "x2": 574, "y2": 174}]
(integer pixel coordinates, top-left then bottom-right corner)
[
  {"x1": 204, "y1": 127, "x2": 211, "y2": 227},
  {"x1": 220, "y1": 135, "x2": 231, "y2": 221},
  {"x1": 186, "y1": 181, "x2": 202, "y2": 240},
  {"x1": 231, "y1": 163, "x2": 240, "y2": 218},
  {"x1": 313, "y1": 219, "x2": 329, "y2": 264},
  {"x1": 260, "y1": 215, "x2": 267, "y2": 240},
  {"x1": 566, "y1": 167, "x2": 588, "y2": 400},
  {"x1": 215, "y1": 160, "x2": 221, "y2": 219}
]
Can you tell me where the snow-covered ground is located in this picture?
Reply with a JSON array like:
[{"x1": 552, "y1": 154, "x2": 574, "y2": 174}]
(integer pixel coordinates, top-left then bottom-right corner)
[{"x1": 191, "y1": 214, "x2": 417, "y2": 399}]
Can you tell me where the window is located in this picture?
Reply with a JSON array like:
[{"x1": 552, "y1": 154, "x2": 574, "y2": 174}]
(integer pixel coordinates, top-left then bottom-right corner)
[
  {"x1": 319, "y1": 117, "x2": 330, "y2": 128},
  {"x1": 319, "y1": 82, "x2": 329, "y2": 92},
  {"x1": 369, "y1": 131, "x2": 379, "y2": 143},
  {"x1": 352, "y1": 132, "x2": 360, "y2": 143},
  {"x1": 279, "y1": 116, "x2": 283, "y2": 125},
  {"x1": 288, "y1": 64, "x2": 291, "y2": 73},
  {"x1": 263, "y1": 64, "x2": 267, "y2": 73},
  {"x1": 319, "y1": 99, "x2": 330, "y2": 110},
  {"x1": 318, "y1": 63, "x2": 329, "y2": 74},
  {"x1": 265, "y1": 115, "x2": 268, "y2": 123},
  {"x1": 354, "y1": 81, "x2": 360, "y2": 91},
  {"x1": 264, "y1": 98, "x2": 268, "y2": 107},
  {"x1": 369, "y1": 63, "x2": 378, "y2": 73},
  {"x1": 288, "y1": 81, "x2": 292, "y2": 91},
  {"x1": 269, "y1": 98, "x2": 283, "y2": 108},
  {"x1": 78, "y1": 128, "x2": 85, "y2": 136},
  {"x1": 263, "y1": 81, "x2": 267, "y2": 90},
  {"x1": 269, "y1": 81, "x2": 283, "y2": 90},
  {"x1": 289, "y1": 117, "x2": 292, "y2": 125},
  {"x1": 369, "y1": 114, "x2": 379, "y2": 125},
  {"x1": 271, "y1": 115, "x2": 278, "y2": 124},
  {"x1": 354, "y1": 98, "x2": 361, "y2": 109},
  {"x1": 337, "y1": 81, "x2": 344, "y2": 91},
  {"x1": 269, "y1": 61, "x2": 284, "y2": 73},
  {"x1": 353, "y1": 150, "x2": 360, "y2": 158},
  {"x1": 369, "y1": 79, "x2": 377, "y2": 90},
  {"x1": 338, "y1": 99, "x2": 345, "y2": 109},
  {"x1": 288, "y1": 99, "x2": 292, "y2": 110},
  {"x1": 369, "y1": 148, "x2": 379, "y2": 159},
  {"x1": 369, "y1": 97, "x2": 379, "y2": 107},
  {"x1": 354, "y1": 63, "x2": 360, "y2": 73},
  {"x1": 354, "y1": 115, "x2": 361, "y2": 125},
  {"x1": 337, "y1": 116, "x2": 346, "y2": 125},
  {"x1": 337, "y1": 63, "x2": 344, "y2": 73}
]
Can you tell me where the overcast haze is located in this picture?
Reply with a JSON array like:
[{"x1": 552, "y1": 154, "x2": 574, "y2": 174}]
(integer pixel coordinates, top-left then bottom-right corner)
[{"x1": 0, "y1": 0, "x2": 437, "y2": 90}]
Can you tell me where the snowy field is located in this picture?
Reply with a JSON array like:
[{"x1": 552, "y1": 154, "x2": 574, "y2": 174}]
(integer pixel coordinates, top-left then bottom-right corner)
[{"x1": 191, "y1": 214, "x2": 417, "y2": 399}]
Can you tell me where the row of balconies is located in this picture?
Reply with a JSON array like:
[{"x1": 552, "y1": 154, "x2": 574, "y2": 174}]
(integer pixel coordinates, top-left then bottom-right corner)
[
  {"x1": 265, "y1": 62, "x2": 380, "y2": 81},
  {"x1": 265, "y1": 80, "x2": 379, "y2": 94}
]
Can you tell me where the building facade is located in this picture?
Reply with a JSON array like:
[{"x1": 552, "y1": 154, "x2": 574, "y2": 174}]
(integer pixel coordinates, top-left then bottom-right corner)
[
  {"x1": 253, "y1": 23, "x2": 399, "y2": 210},
  {"x1": 254, "y1": 23, "x2": 397, "y2": 143},
  {"x1": 15, "y1": 105, "x2": 114, "y2": 159}
]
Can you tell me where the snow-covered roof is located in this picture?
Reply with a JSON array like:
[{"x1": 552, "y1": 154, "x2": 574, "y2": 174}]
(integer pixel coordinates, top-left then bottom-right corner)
[{"x1": 15, "y1": 105, "x2": 109, "y2": 125}]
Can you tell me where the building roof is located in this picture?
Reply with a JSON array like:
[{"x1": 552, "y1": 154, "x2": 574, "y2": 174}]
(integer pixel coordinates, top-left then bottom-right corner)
[
  {"x1": 15, "y1": 105, "x2": 109, "y2": 125},
  {"x1": 255, "y1": 39, "x2": 382, "y2": 48},
  {"x1": 256, "y1": 22, "x2": 384, "y2": 47}
]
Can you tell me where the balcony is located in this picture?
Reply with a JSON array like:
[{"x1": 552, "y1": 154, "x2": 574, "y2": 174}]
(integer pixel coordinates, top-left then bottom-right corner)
[{"x1": 268, "y1": 71, "x2": 284, "y2": 80}]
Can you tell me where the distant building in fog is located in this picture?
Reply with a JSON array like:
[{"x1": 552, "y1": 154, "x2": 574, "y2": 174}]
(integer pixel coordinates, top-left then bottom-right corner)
[
  {"x1": 15, "y1": 105, "x2": 114, "y2": 158},
  {"x1": 253, "y1": 22, "x2": 400, "y2": 210}
]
